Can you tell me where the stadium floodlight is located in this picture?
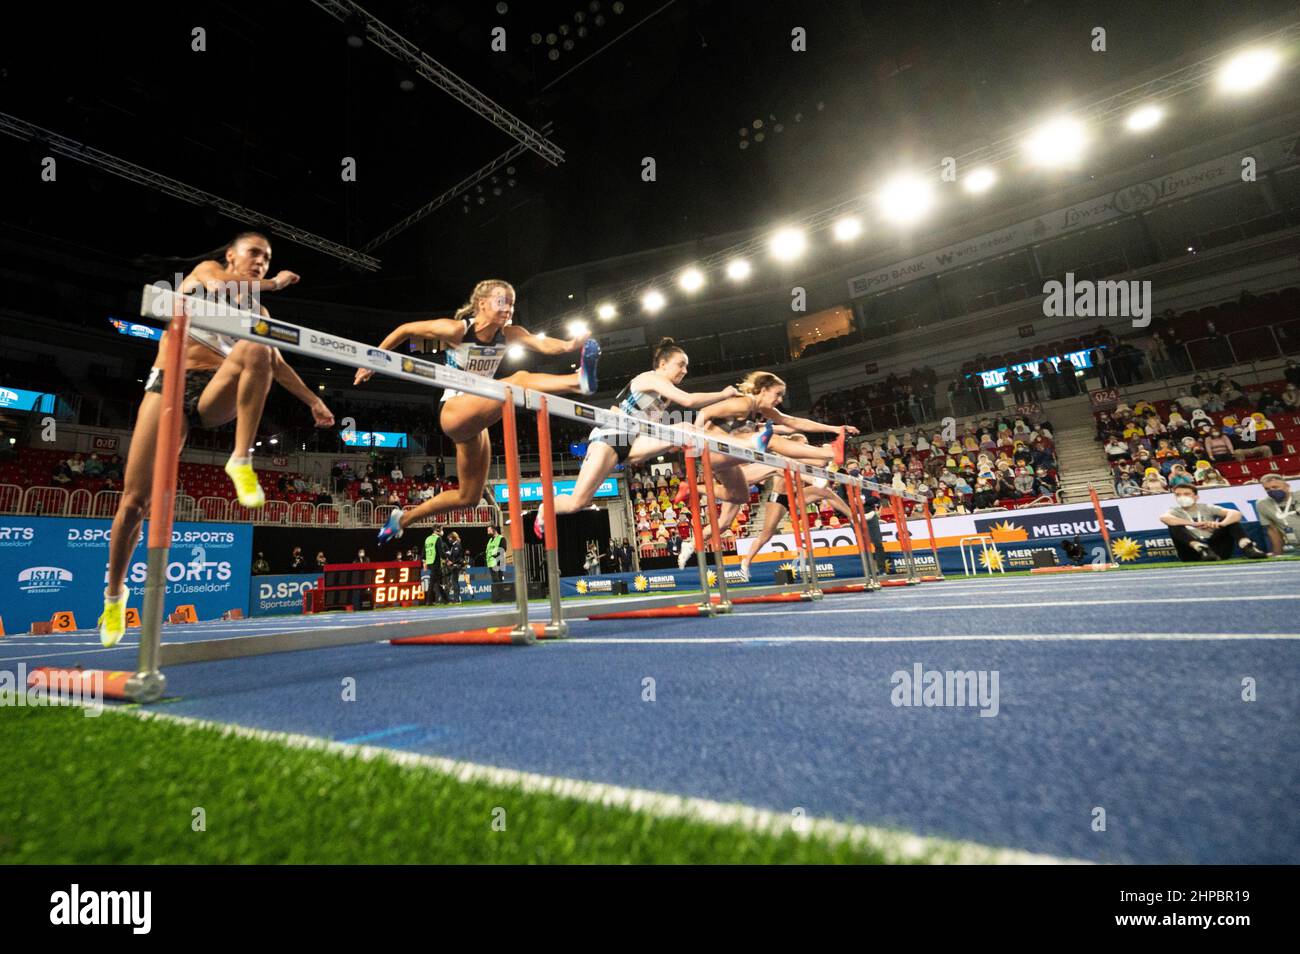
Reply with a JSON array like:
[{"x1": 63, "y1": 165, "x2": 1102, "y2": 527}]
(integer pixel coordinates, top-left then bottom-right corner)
[
  {"x1": 596, "y1": 302, "x2": 618, "y2": 320},
  {"x1": 769, "y1": 227, "x2": 807, "y2": 261},
  {"x1": 679, "y1": 267, "x2": 705, "y2": 292},
  {"x1": 1126, "y1": 104, "x2": 1164, "y2": 132},
  {"x1": 833, "y1": 217, "x2": 862, "y2": 241},
  {"x1": 878, "y1": 174, "x2": 935, "y2": 225},
  {"x1": 962, "y1": 167, "x2": 997, "y2": 194},
  {"x1": 1217, "y1": 47, "x2": 1281, "y2": 94},
  {"x1": 726, "y1": 258, "x2": 752, "y2": 281},
  {"x1": 642, "y1": 289, "x2": 667, "y2": 313},
  {"x1": 566, "y1": 319, "x2": 590, "y2": 338},
  {"x1": 1023, "y1": 116, "x2": 1088, "y2": 167}
]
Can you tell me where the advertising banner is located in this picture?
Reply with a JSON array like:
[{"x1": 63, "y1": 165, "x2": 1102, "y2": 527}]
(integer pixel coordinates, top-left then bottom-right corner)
[
  {"x1": 250, "y1": 573, "x2": 319, "y2": 616},
  {"x1": 0, "y1": 516, "x2": 252, "y2": 632}
]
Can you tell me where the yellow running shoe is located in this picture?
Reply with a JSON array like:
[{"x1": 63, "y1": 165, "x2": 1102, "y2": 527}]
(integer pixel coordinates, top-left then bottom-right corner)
[
  {"x1": 98, "y1": 591, "x2": 128, "y2": 648},
  {"x1": 225, "y1": 459, "x2": 266, "y2": 508}
]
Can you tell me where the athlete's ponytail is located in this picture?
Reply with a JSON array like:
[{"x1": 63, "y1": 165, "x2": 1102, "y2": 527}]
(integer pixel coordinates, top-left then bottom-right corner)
[
  {"x1": 736, "y1": 371, "x2": 786, "y2": 395},
  {"x1": 455, "y1": 279, "x2": 515, "y2": 321},
  {"x1": 651, "y1": 337, "x2": 685, "y2": 369},
  {"x1": 134, "y1": 230, "x2": 270, "y2": 275}
]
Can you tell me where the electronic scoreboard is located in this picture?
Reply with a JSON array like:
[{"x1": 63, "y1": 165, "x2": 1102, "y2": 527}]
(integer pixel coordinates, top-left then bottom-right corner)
[{"x1": 318, "y1": 561, "x2": 425, "y2": 611}]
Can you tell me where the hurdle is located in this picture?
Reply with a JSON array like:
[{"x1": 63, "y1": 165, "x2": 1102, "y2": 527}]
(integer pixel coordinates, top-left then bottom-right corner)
[{"x1": 121, "y1": 285, "x2": 923, "y2": 701}]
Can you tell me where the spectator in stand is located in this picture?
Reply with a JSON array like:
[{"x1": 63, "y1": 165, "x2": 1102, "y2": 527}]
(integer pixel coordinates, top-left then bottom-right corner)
[
  {"x1": 972, "y1": 477, "x2": 997, "y2": 510},
  {"x1": 290, "y1": 546, "x2": 305, "y2": 571},
  {"x1": 1159, "y1": 486, "x2": 1267, "y2": 561},
  {"x1": 359, "y1": 476, "x2": 374, "y2": 499},
  {"x1": 1141, "y1": 467, "x2": 1168, "y2": 494},
  {"x1": 1205, "y1": 428, "x2": 1236, "y2": 463},
  {"x1": 1104, "y1": 434, "x2": 1129, "y2": 462},
  {"x1": 1115, "y1": 471, "x2": 1143, "y2": 497},
  {"x1": 1281, "y1": 383, "x2": 1300, "y2": 410},
  {"x1": 252, "y1": 552, "x2": 271, "y2": 574},
  {"x1": 1193, "y1": 461, "x2": 1228, "y2": 488},
  {"x1": 1286, "y1": 359, "x2": 1300, "y2": 389},
  {"x1": 1167, "y1": 463, "x2": 1194, "y2": 489},
  {"x1": 391, "y1": 462, "x2": 404, "y2": 482},
  {"x1": 316, "y1": 550, "x2": 327, "y2": 570},
  {"x1": 356, "y1": 547, "x2": 369, "y2": 563},
  {"x1": 67, "y1": 453, "x2": 85, "y2": 477},
  {"x1": 83, "y1": 453, "x2": 104, "y2": 477},
  {"x1": 1255, "y1": 475, "x2": 1299, "y2": 556},
  {"x1": 1035, "y1": 467, "x2": 1058, "y2": 498}
]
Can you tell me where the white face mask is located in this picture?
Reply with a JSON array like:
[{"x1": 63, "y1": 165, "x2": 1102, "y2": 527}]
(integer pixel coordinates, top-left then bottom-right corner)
[{"x1": 1175, "y1": 495, "x2": 1196, "y2": 507}]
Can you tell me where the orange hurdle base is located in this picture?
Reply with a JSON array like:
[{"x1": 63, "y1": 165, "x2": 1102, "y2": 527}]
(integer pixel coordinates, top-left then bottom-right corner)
[
  {"x1": 27, "y1": 667, "x2": 134, "y2": 701},
  {"x1": 709, "y1": 592, "x2": 808, "y2": 605},
  {"x1": 587, "y1": 604, "x2": 709, "y2": 620},
  {"x1": 391, "y1": 623, "x2": 549, "y2": 645}
]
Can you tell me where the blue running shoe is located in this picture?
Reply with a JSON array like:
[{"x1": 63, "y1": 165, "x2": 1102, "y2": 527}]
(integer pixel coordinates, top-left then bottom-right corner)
[
  {"x1": 378, "y1": 507, "x2": 404, "y2": 545},
  {"x1": 578, "y1": 338, "x2": 601, "y2": 395},
  {"x1": 754, "y1": 421, "x2": 775, "y2": 453}
]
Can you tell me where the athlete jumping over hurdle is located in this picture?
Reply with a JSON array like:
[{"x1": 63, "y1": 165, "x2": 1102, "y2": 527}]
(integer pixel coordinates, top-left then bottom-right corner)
[
  {"x1": 98, "y1": 231, "x2": 335, "y2": 647},
  {"x1": 532, "y1": 337, "x2": 739, "y2": 538},
  {"x1": 676, "y1": 371, "x2": 858, "y2": 566},
  {"x1": 355, "y1": 279, "x2": 600, "y2": 545}
]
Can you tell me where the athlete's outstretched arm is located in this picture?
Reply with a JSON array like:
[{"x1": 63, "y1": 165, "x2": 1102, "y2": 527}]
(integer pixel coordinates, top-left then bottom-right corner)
[
  {"x1": 182, "y1": 260, "x2": 298, "y2": 296},
  {"x1": 270, "y1": 349, "x2": 334, "y2": 426},
  {"x1": 640, "y1": 376, "x2": 739, "y2": 409},
  {"x1": 354, "y1": 318, "x2": 463, "y2": 384},
  {"x1": 766, "y1": 407, "x2": 858, "y2": 437}
]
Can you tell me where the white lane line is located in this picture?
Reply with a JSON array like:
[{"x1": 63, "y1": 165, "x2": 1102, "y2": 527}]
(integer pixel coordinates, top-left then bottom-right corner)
[
  {"x1": 101, "y1": 705, "x2": 1082, "y2": 865},
  {"x1": 557, "y1": 633, "x2": 1300, "y2": 645},
  {"x1": 737, "y1": 594, "x2": 1300, "y2": 616}
]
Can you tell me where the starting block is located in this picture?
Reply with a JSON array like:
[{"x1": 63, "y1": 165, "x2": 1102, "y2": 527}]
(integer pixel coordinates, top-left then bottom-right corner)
[
  {"x1": 51, "y1": 611, "x2": 78, "y2": 632},
  {"x1": 168, "y1": 604, "x2": 198, "y2": 624},
  {"x1": 27, "y1": 667, "x2": 133, "y2": 701},
  {"x1": 0, "y1": 615, "x2": 5, "y2": 637},
  {"x1": 30, "y1": 621, "x2": 53, "y2": 634},
  {"x1": 221, "y1": 608, "x2": 244, "y2": 621},
  {"x1": 391, "y1": 623, "x2": 548, "y2": 645}
]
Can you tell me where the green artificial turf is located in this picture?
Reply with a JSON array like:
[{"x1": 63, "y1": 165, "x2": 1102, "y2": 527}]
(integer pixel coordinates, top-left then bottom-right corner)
[{"x1": 0, "y1": 705, "x2": 976, "y2": 865}]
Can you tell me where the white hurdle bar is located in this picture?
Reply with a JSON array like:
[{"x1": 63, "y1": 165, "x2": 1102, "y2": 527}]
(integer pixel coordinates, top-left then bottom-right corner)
[{"x1": 118, "y1": 286, "x2": 923, "y2": 701}]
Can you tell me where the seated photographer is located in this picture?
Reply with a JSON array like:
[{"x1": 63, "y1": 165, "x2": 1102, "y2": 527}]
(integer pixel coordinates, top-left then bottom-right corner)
[{"x1": 1158, "y1": 487, "x2": 1268, "y2": 562}]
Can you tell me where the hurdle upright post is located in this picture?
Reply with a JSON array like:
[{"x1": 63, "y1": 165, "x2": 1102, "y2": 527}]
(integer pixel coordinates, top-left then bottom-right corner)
[
  {"x1": 501, "y1": 387, "x2": 536, "y2": 644},
  {"x1": 848, "y1": 485, "x2": 876, "y2": 588},
  {"x1": 698, "y1": 448, "x2": 731, "y2": 612},
  {"x1": 922, "y1": 497, "x2": 945, "y2": 580},
  {"x1": 683, "y1": 451, "x2": 716, "y2": 616},
  {"x1": 535, "y1": 397, "x2": 568, "y2": 638},
  {"x1": 125, "y1": 295, "x2": 188, "y2": 702},
  {"x1": 1088, "y1": 483, "x2": 1115, "y2": 567},
  {"x1": 791, "y1": 473, "x2": 822, "y2": 600}
]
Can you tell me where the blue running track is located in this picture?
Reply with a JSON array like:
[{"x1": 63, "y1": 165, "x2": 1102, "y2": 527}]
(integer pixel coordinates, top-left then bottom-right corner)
[{"x1": 6, "y1": 562, "x2": 1299, "y2": 863}]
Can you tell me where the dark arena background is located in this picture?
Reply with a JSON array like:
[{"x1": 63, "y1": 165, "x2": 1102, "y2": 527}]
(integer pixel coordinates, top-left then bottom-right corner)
[{"x1": 1, "y1": 0, "x2": 1298, "y2": 927}]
